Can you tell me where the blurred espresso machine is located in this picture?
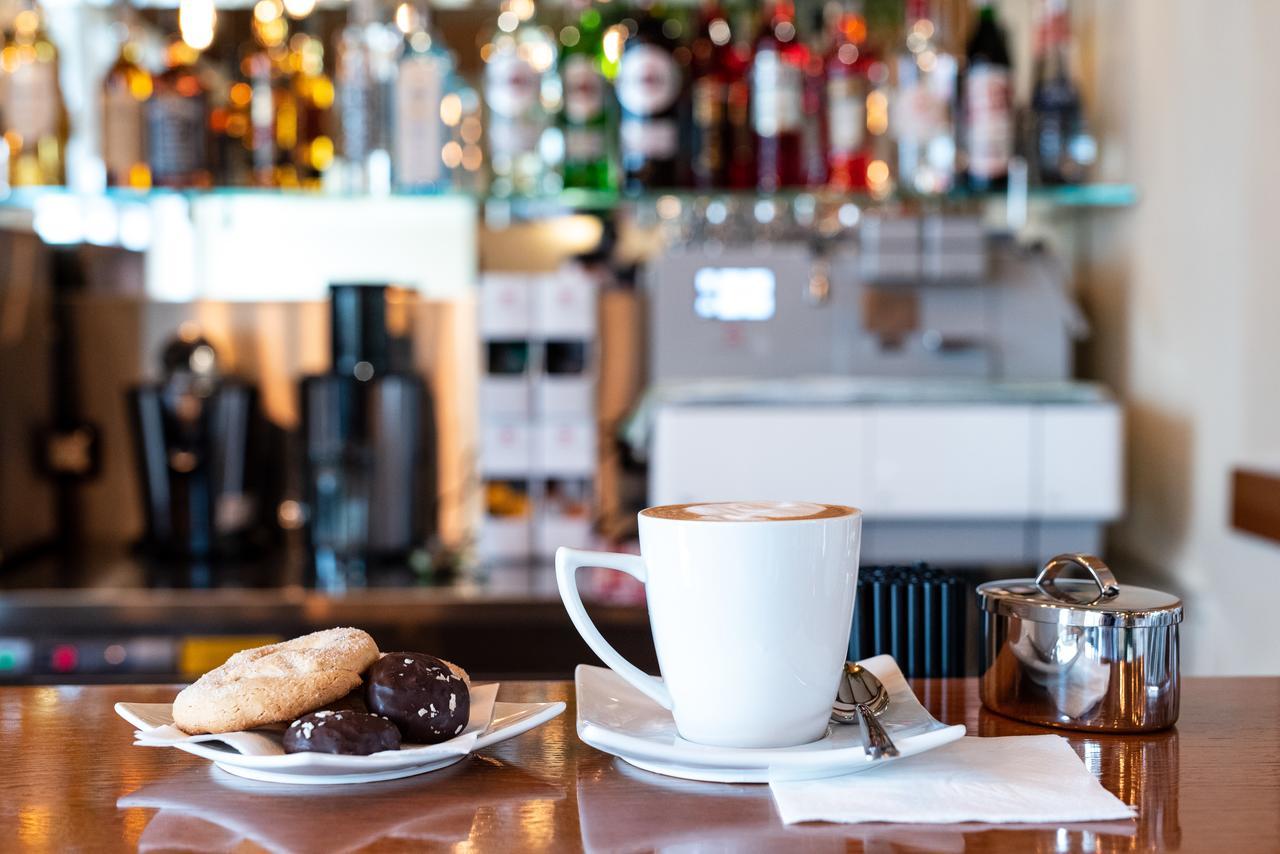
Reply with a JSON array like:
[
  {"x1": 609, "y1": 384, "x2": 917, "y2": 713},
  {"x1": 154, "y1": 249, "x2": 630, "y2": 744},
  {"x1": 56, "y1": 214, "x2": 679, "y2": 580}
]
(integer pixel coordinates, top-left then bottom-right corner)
[{"x1": 640, "y1": 214, "x2": 1123, "y2": 568}]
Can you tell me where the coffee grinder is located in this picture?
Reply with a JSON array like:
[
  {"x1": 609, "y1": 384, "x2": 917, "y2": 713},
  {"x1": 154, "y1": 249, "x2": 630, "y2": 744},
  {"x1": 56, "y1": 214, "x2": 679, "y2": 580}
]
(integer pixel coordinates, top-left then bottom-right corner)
[
  {"x1": 127, "y1": 329, "x2": 270, "y2": 574},
  {"x1": 300, "y1": 284, "x2": 435, "y2": 589}
]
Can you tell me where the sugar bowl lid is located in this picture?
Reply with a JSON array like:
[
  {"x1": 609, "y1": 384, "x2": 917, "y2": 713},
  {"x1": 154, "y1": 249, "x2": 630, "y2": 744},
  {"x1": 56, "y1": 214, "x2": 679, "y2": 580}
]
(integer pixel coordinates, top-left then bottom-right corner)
[{"x1": 977, "y1": 553, "x2": 1183, "y2": 628}]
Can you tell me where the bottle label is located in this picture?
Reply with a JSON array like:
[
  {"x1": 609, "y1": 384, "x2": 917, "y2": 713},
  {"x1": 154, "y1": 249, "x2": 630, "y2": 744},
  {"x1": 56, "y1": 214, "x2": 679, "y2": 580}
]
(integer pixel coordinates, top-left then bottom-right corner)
[
  {"x1": 103, "y1": 85, "x2": 144, "y2": 180},
  {"x1": 896, "y1": 53, "x2": 956, "y2": 143},
  {"x1": 693, "y1": 77, "x2": 725, "y2": 177},
  {"x1": 562, "y1": 54, "x2": 605, "y2": 123},
  {"x1": 964, "y1": 64, "x2": 1011, "y2": 179},
  {"x1": 251, "y1": 83, "x2": 274, "y2": 131},
  {"x1": 565, "y1": 126, "x2": 605, "y2": 161},
  {"x1": 250, "y1": 78, "x2": 275, "y2": 172},
  {"x1": 337, "y1": 47, "x2": 374, "y2": 160},
  {"x1": 620, "y1": 117, "x2": 677, "y2": 159},
  {"x1": 8, "y1": 58, "x2": 59, "y2": 142},
  {"x1": 826, "y1": 77, "x2": 865, "y2": 155},
  {"x1": 616, "y1": 44, "x2": 680, "y2": 117},
  {"x1": 489, "y1": 117, "x2": 543, "y2": 159},
  {"x1": 751, "y1": 49, "x2": 802, "y2": 137},
  {"x1": 693, "y1": 77, "x2": 725, "y2": 127},
  {"x1": 395, "y1": 55, "x2": 444, "y2": 186},
  {"x1": 896, "y1": 82, "x2": 946, "y2": 141},
  {"x1": 147, "y1": 93, "x2": 206, "y2": 178},
  {"x1": 485, "y1": 49, "x2": 540, "y2": 118}
]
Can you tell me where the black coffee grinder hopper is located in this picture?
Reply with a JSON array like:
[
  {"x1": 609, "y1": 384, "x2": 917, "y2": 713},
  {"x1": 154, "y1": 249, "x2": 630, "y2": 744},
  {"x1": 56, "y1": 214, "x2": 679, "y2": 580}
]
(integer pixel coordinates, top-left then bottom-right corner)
[{"x1": 300, "y1": 284, "x2": 435, "y2": 590}]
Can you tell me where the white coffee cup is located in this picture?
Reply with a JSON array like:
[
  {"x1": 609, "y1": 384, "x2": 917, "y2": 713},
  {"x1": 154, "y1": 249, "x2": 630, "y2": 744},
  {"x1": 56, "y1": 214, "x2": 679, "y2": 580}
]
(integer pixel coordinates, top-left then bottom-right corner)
[{"x1": 557, "y1": 501, "x2": 862, "y2": 749}]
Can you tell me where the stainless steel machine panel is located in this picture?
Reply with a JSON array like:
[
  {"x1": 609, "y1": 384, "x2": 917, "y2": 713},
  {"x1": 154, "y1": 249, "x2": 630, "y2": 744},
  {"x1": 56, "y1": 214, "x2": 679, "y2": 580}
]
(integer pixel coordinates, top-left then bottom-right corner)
[
  {"x1": 646, "y1": 237, "x2": 1084, "y2": 384},
  {"x1": 646, "y1": 244, "x2": 836, "y2": 381}
]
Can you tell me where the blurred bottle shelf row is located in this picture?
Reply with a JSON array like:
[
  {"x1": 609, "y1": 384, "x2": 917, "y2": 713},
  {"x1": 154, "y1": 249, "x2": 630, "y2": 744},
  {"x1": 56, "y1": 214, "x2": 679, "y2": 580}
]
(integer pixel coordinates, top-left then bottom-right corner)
[{"x1": 0, "y1": 182, "x2": 1137, "y2": 249}]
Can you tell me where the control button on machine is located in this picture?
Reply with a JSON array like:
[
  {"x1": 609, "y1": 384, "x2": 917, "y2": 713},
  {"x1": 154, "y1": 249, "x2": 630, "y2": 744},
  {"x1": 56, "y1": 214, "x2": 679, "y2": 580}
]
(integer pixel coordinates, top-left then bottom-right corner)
[
  {"x1": 50, "y1": 644, "x2": 79, "y2": 674},
  {"x1": 0, "y1": 639, "x2": 34, "y2": 675}
]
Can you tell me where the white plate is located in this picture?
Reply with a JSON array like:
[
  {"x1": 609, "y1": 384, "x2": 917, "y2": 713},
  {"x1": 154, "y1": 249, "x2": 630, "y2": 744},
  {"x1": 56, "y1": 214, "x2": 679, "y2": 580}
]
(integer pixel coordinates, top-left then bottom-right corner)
[
  {"x1": 117, "y1": 683, "x2": 565, "y2": 785},
  {"x1": 575, "y1": 655, "x2": 966, "y2": 783}
]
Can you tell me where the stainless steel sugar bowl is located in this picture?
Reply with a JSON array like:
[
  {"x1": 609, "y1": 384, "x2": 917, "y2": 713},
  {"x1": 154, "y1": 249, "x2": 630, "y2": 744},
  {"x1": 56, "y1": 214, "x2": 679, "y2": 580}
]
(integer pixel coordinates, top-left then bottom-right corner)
[{"x1": 978, "y1": 553, "x2": 1183, "y2": 732}]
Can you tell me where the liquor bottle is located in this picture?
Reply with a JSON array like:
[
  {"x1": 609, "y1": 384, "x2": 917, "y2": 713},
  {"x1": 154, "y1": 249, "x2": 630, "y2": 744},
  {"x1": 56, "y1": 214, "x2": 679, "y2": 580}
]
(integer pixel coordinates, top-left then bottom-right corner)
[
  {"x1": 147, "y1": 36, "x2": 213, "y2": 188},
  {"x1": 483, "y1": 0, "x2": 558, "y2": 197},
  {"x1": 335, "y1": 0, "x2": 400, "y2": 193},
  {"x1": 689, "y1": 1, "x2": 751, "y2": 189},
  {"x1": 242, "y1": 0, "x2": 297, "y2": 187},
  {"x1": 616, "y1": 3, "x2": 685, "y2": 191},
  {"x1": 210, "y1": 71, "x2": 248, "y2": 186},
  {"x1": 894, "y1": 0, "x2": 958, "y2": 195},
  {"x1": 960, "y1": 2, "x2": 1012, "y2": 192},
  {"x1": 292, "y1": 30, "x2": 336, "y2": 188},
  {"x1": 2, "y1": 0, "x2": 68, "y2": 186},
  {"x1": 559, "y1": 0, "x2": 613, "y2": 191},
  {"x1": 866, "y1": 38, "x2": 894, "y2": 197},
  {"x1": 723, "y1": 7, "x2": 757, "y2": 189},
  {"x1": 798, "y1": 3, "x2": 828, "y2": 188},
  {"x1": 102, "y1": 14, "x2": 153, "y2": 189},
  {"x1": 393, "y1": 0, "x2": 454, "y2": 191},
  {"x1": 1030, "y1": 0, "x2": 1092, "y2": 184},
  {"x1": 244, "y1": 30, "x2": 299, "y2": 188},
  {"x1": 445, "y1": 82, "x2": 485, "y2": 193},
  {"x1": 751, "y1": 1, "x2": 806, "y2": 192},
  {"x1": 824, "y1": 1, "x2": 870, "y2": 191}
]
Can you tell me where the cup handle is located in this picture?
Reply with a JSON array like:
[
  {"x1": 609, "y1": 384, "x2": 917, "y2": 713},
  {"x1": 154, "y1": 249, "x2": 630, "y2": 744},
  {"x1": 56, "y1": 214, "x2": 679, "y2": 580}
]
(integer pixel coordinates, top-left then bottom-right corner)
[{"x1": 556, "y1": 547, "x2": 672, "y2": 710}]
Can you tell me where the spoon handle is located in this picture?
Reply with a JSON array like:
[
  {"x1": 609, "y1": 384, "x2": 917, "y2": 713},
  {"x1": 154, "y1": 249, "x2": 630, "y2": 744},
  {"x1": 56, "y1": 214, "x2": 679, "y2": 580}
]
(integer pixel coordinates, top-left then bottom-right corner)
[{"x1": 857, "y1": 704, "x2": 900, "y2": 759}]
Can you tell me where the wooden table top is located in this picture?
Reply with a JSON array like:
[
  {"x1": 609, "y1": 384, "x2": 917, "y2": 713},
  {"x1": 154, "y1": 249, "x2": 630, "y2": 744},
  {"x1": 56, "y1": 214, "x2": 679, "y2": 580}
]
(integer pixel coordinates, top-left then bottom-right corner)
[{"x1": 2, "y1": 677, "x2": 1278, "y2": 852}]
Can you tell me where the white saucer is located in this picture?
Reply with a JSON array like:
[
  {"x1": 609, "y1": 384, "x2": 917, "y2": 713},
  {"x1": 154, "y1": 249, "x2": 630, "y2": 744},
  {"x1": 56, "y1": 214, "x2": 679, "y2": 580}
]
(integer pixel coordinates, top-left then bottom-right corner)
[
  {"x1": 575, "y1": 655, "x2": 965, "y2": 783},
  {"x1": 117, "y1": 683, "x2": 565, "y2": 785}
]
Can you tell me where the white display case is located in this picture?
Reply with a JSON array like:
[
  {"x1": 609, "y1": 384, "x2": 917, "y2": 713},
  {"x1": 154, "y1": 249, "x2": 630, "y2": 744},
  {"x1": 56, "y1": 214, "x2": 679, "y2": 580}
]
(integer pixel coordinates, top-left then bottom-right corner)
[{"x1": 478, "y1": 267, "x2": 599, "y2": 568}]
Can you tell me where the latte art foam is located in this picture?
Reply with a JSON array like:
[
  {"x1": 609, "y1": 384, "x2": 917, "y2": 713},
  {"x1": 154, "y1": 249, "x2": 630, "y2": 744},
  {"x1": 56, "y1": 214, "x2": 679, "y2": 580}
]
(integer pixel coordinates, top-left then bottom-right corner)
[{"x1": 642, "y1": 501, "x2": 855, "y2": 522}]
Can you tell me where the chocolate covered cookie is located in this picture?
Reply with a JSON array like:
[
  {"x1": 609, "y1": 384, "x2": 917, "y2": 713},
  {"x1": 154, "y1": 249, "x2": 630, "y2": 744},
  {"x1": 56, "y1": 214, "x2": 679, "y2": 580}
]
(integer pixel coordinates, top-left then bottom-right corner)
[
  {"x1": 365, "y1": 652, "x2": 470, "y2": 744},
  {"x1": 321, "y1": 687, "x2": 369, "y2": 714},
  {"x1": 283, "y1": 710, "x2": 401, "y2": 755}
]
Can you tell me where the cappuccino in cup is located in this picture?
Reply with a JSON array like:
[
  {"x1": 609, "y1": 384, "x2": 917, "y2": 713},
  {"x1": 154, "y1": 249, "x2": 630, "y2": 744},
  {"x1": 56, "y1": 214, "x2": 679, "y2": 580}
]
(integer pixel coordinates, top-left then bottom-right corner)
[
  {"x1": 557, "y1": 501, "x2": 862, "y2": 748},
  {"x1": 641, "y1": 500, "x2": 853, "y2": 522}
]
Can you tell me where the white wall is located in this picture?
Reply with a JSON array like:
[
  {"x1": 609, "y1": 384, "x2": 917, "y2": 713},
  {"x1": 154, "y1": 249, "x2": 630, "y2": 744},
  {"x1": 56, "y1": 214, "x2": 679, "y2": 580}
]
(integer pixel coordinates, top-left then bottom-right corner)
[{"x1": 1076, "y1": 0, "x2": 1280, "y2": 675}]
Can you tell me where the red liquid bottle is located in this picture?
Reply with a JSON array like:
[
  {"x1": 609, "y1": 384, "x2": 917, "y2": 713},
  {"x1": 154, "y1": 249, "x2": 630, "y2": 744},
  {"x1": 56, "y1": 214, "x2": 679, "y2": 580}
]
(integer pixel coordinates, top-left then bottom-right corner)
[
  {"x1": 825, "y1": 2, "x2": 878, "y2": 191},
  {"x1": 751, "y1": 1, "x2": 806, "y2": 192},
  {"x1": 798, "y1": 4, "x2": 828, "y2": 187},
  {"x1": 961, "y1": 3, "x2": 1012, "y2": 191},
  {"x1": 819, "y1": 2, "x2": 890, "y2": 193},
  {"x1": 689, "y1": 2, "x2": 752, "y2": 189}
]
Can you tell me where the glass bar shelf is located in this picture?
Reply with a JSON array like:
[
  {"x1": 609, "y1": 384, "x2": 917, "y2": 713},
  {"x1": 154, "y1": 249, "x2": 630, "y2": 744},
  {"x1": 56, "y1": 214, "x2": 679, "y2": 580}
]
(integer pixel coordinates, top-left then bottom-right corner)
[{"x1": 0, "y1": 182, "x2": 1137, "y2": 220}]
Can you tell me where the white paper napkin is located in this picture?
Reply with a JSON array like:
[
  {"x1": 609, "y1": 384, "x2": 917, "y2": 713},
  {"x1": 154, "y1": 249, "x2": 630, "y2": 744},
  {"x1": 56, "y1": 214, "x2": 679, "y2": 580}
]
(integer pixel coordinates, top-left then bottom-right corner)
[{"x1": 770, "y1": 735, "x2": 1135, "y2": 825}]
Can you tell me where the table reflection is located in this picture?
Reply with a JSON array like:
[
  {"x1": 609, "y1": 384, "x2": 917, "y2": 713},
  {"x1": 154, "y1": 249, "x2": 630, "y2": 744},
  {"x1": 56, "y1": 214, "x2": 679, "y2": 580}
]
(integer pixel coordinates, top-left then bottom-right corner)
[
  {"x1": 978, "y1": 707, "x2": 1180, "y2": 852},
  {"x1": 1079, "y1": 728, "x2": 1180, "y2": 851},
  {"x1": 118, "y1": 756, "x2": 565, "y2": 852},
  {"x1": 577, "y1": 756, "x2": 1137, "y2": 854}
]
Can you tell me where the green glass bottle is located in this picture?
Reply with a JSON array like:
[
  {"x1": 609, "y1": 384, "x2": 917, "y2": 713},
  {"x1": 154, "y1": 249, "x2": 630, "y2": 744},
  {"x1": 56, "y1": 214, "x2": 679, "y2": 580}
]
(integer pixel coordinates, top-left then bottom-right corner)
[{"x1": 558, "y1": 0, "x2": 614, "y2": 191}]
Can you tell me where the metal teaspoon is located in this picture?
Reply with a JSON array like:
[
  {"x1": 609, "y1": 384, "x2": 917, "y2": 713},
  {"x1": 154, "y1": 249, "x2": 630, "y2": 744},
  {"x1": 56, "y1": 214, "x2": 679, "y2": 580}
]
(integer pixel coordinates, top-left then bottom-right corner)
[{"x1": 830, "y1": 662, "x2": 900, "y2": 759}]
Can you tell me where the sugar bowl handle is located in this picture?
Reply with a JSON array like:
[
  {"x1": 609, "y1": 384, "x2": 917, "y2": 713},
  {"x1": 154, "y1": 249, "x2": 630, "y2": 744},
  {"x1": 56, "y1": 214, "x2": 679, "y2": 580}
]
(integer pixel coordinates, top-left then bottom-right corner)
[{"x1": 1036, "y1": 553, "x2": 1120, "y2": 599}]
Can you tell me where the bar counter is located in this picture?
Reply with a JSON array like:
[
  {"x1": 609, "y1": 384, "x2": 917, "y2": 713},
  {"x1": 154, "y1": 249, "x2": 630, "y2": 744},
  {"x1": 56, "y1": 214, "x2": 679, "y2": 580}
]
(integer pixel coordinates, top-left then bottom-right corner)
[
  {"x1": 0, "y1": 552, "x2": 658, "y2": 682},
  {"x1": 3, "y1": 677, "x2": 1278, "y2": 851}
]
